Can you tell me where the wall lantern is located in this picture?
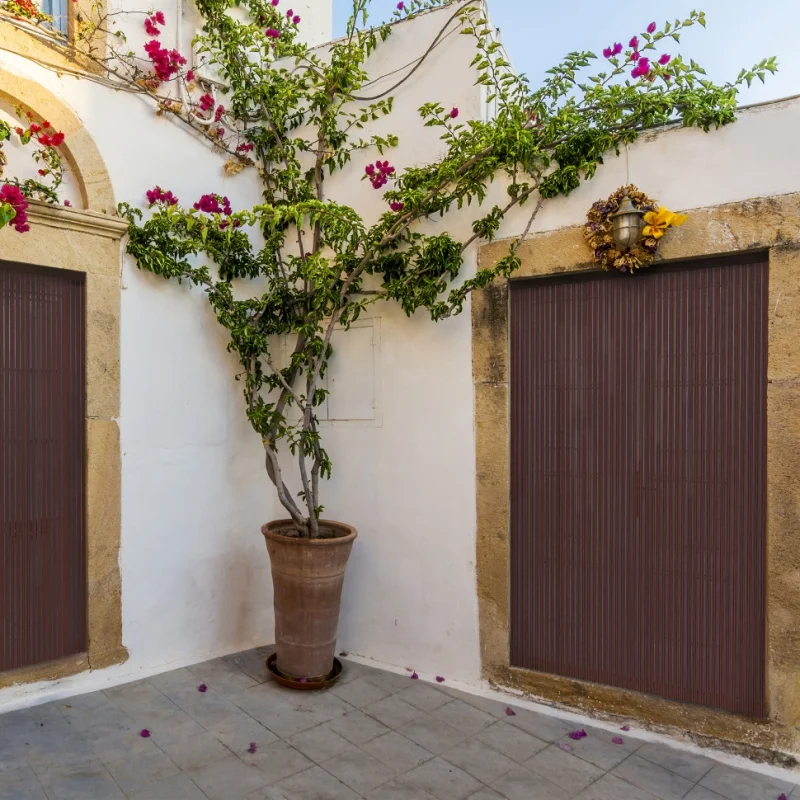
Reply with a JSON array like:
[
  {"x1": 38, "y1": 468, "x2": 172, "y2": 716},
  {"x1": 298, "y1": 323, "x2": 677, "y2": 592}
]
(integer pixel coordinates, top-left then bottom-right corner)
[{"x1": 610, "y1": 194, "x2": 645, "y2": 250}]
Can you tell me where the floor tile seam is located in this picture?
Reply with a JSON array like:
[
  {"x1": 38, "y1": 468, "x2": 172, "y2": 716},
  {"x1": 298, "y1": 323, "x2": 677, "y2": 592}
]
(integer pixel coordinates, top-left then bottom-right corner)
[
  {"x1": 633, "y1": 748, "x2": 716, "y2": 785},
  {"x1": 609, "y1": 751, "x2": 695, "y2": 800},
  {"x1": 438, "y1": 747, "x2": 519, "y2": 790}
]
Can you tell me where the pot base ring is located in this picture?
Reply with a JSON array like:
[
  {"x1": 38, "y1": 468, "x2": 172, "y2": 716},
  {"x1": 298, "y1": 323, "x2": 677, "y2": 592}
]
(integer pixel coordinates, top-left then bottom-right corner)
[{"x1": 266, "y1": 652, "x2": 343, "y2": 690}]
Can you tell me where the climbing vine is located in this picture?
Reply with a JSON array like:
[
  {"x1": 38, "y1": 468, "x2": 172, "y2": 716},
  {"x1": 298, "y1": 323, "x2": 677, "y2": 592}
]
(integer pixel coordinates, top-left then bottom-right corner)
[{"x1": 1, "y1": 0, "x2": 777, "y2": 534}]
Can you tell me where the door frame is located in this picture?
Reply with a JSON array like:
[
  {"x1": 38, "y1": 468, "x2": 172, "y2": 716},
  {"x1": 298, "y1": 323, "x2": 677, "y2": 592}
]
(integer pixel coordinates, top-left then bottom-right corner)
[
  {"x1": 0, "y1": 73, "x2": 128, "y2": 690},
  {"x1": 473, "y1": 191, "x2": 800, "y2": 757}
]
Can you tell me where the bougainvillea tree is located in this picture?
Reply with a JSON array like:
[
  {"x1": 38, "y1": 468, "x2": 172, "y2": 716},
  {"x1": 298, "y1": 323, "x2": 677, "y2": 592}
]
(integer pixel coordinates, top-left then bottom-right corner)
[{"x1": 0, "y1": 0, "x2": 776, "y2": 535}]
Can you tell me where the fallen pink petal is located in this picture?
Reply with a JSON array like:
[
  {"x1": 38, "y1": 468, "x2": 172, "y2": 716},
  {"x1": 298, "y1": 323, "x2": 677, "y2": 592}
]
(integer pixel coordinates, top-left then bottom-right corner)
[
  {"x1": 621, "y1": 725, "x2": 630, "y2": 731},
  {"x1": 140, "y1": 729, "x2": 150, "y2": 738},
  {"x1": 435, "y1": 676, "x2": 445, "y2": 683},
  {"x1": 198, "y1": 684, "x2": 208, "y2": 692},
  {"x1": 247, "y1": 742, "x2": 257, "y2": 754},
  {"x1": 568, "y1": 729, "x2": 587, "y2": 740},
  {"x1": 505, "y1": 707, "x2": 516, "y2": 716},
  {"x1": 612, "y1": 736, "x2": 624, "y2": 745},
  {"x1": 411, "y1": 671, "x2": 419, "y2": 679}
]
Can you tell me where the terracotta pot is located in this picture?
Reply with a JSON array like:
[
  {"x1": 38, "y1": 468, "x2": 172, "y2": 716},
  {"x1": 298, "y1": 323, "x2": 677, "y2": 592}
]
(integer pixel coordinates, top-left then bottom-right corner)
[{"x1": 262, "y1": 519, "x2": 357, "y2": 682}]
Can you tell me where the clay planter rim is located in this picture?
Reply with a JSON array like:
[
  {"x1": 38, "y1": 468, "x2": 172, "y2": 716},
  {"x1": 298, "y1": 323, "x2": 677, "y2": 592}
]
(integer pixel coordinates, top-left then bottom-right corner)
[{"x1": 262, "y1": 519, "x2": 357, "y2": 546}]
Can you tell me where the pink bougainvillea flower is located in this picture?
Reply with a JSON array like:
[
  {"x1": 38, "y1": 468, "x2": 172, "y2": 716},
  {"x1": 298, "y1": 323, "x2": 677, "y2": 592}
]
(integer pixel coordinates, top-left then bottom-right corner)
[
  {"x1": 365, "y1": 160, "x2": 394, "y2": 189},
  {"x1": 647, "y1": 21, "x2": 656, "y2": 33},
  {"x1": 146, "y1": 186, "x2": 178, "y2": 205},
  {"x1": 37, "y1": 169, "x2": 46, "y2": 176},
  {"x1": 265, "y1": 27, "x2": 279, "y2": 38},
  {"x1": 247, "y1": 742, "x2": 258, "y2": 754},
  {"x1": 144, "y1": 17, "x2": 160, "y2": 36},
  {"x1": 637, "y1": 57, "x2": 650, "y2": 71},
  {"x1": 621, "y1": 725, "x2": 630, "y2": 731},
  {"x1": 292, "y1": 14, "x2": 300, "y2": 23},
  {"x1": 659, "y1": 53, "x2": 671, "y2": 65},
  {"x1": 602, "y1": 46, "x2": 612, "y2": 59},
  {"x1": 63, "y1": 200, "x2": 71, "y2": 206},
  {"x1": 198, "y1": 93, "x2": 214, "y2": 111},
  {"x1": 198, "y1": 684, "x2": 208, "y2": 693},
  {"x1": 449, "y1": 107, "x2": 459, "y2": 119},
  {"x1": 286, "y1": 7, "x2": 292, "y2": 15},
  {"x1": 568, "y1": 729, "x2": 587, "y2": 740},
  {"x1": 410, "y1": 671, "x2": 419, "y2": 680},
  {"x1": 629, "y1": 36, "x2": 639, "y2": 50},
  {"x1": 193, "y1": 193, "x2": 231, "y2": 215},
  {"x1": 612, "y1": 736, "x2": 624, "y2": 745},
  {"x1": 140, "y1": 729, "x2": 151, "y2": 738},
  {"x1": 560, "y1": 743, "x2": 572, "y2": 751},
  {"x1": 390, "y1": 201, "x2": 404, "y2": 212},
  {"x1": 236, "y1": 142, "x2": 255, "y2": 152},
  {"x1": 397, "y1": 1, "x2": 403, "y2": 8},
  {"x1": 38, "y1": 131, "x2": 65, "y2": 147},
  {"x1": 214, "y1": 105, "x2": 225, "y2": 122},
  {"x1": 505, "y1": 707, "x2": 516, "y2": 716},
  {"x1": 630, "y1": 51, "x2": 640, "y2": 61},
  {"x1": 1, "y1": 184, "x2": 30, "y2": 233},
  {"x1": 144, "y1": 39, "x2": 186, "y2": 81},
  {"x1": 663, "y1": 73, "x2": 672, "y2": 82},
  {"x1": 435, "y1": 676, "x2": 445, "y2": 683},
  {"x1": 186, "y1": 69, "x2": 195, "y2": 81},
  {"x1": 778, "y1": 795, "x2": 788, "y2": 800},
  {"x1": 271, "y1": 0, "x2": 279, "y2": 5},
  {"x1": 603, "y1": 43, "x2": 624, "y2": 59}
]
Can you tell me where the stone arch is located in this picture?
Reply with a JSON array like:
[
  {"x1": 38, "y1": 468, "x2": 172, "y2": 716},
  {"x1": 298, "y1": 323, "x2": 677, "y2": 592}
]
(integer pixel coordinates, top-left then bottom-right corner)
[{"x1": 0, "y1": 73, "x2": 115, "y2": 214}]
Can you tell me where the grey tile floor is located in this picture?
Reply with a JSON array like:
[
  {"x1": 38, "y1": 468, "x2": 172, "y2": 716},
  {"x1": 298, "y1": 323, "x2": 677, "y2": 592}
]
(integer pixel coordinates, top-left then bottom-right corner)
[{"x1": 0, "y1": 647, "x2": 797, "y2": 800}]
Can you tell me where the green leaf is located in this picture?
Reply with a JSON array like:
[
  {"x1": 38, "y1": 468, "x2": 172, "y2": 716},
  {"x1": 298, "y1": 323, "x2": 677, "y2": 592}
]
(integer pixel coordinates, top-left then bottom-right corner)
[{"x1": 0, "y1": 203, "x2": 16, "y2": 229}]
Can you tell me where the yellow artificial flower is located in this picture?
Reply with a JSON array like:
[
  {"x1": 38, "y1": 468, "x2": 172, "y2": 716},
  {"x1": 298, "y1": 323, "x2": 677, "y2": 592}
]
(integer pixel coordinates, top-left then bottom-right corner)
[{"x1": 642, "y1": 207, "x2": 688, "y2": 239}]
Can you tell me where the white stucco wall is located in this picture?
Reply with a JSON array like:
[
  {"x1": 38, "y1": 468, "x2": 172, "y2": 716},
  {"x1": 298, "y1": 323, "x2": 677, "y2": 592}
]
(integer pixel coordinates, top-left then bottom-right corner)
[
  {"x1": 2, "y1": 0, "x2": 800, "y2": 711},
  {"x1": 308, "y1": 6, "x2": 487, "y2": 683},
  {"x1": 0, "y1": 10, "x2": 279, "y2": 709},
  {"x1": 0, "y1": 0, "x2": 484, "y2": 710}
]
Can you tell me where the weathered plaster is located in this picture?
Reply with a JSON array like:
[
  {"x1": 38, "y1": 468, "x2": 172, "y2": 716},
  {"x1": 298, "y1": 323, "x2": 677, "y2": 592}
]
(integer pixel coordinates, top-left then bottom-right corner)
[
  {"x1": 474, "y1": 191, "x2": 800, "y2": 760},
  {"x1": 0, "y1": 82, "x2": 127, "y2": 687}
]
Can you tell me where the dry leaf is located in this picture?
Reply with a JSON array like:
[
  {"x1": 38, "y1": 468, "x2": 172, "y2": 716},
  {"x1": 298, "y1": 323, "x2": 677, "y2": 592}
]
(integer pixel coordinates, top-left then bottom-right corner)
[{"x1": 224, "y1": 159, "x2": 245, "y2": 176}]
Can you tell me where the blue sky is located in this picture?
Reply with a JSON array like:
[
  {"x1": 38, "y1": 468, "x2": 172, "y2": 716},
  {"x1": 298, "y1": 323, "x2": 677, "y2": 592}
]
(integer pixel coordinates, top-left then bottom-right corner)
[{"x1": 333, "y1": 0, "x2": 799, "y2": 105}]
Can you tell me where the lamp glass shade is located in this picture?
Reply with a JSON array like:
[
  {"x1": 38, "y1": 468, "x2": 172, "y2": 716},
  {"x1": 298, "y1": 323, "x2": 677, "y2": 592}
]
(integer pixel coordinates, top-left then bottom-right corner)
[{"x1": 611, "y1": 195, "x2": 645, "y2": 249}]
